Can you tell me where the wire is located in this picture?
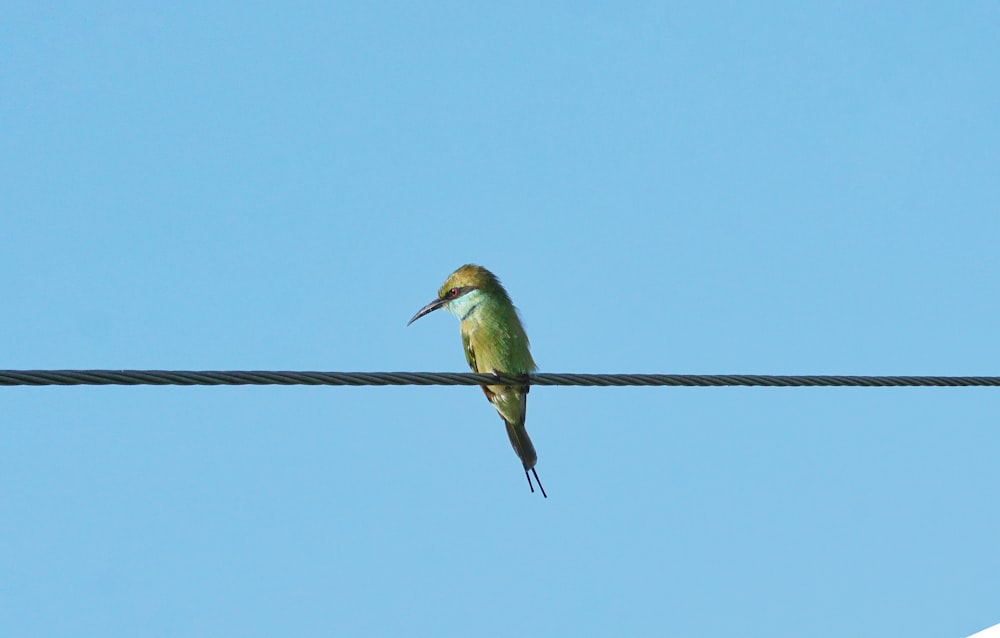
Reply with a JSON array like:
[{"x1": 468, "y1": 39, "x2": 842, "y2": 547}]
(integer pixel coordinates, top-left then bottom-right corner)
[{"x1": 0, "y1": 370, "x2": 998, "y2": 387}]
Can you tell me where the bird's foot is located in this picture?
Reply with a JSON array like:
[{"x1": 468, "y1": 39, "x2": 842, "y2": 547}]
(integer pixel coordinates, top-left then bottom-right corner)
[{"x1": 490, "y1": 369, "x2": 531, "y2": 390}]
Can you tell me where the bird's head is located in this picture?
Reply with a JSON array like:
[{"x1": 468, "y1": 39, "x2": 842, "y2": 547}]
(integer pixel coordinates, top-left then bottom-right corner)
[{"x1": 407, "y1": 264, "x2": 503, "y2": 325}]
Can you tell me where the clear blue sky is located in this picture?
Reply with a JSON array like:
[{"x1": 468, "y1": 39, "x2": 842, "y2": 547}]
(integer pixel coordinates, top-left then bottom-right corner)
[{"x1": 2, "y1": 3, "x2": 998, "y2": 636}]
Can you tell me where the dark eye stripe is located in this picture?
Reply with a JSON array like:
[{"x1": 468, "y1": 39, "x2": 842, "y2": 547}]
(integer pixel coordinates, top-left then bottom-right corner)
[{"x1": 444, "y1": 285, "x2": 476, "y2": 300}]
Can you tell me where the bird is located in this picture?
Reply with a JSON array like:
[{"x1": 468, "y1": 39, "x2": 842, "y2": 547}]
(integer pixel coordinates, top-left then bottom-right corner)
[{"x1": 407, "y1": 264, "x2": 546, "y2": 497}]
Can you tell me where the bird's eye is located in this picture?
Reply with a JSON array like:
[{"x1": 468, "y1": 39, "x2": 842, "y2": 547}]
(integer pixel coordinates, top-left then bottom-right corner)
[{"x1": 448, "y1": 287, "x2": 459, "y2": 298}]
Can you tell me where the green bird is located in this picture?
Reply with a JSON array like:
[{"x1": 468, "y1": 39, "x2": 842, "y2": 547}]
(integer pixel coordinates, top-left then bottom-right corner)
[{"x1": 408, "y1": 264, "x2": 546, "y2": 497}]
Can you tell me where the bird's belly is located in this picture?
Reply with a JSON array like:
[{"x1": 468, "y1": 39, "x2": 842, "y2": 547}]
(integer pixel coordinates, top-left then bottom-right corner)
[{"x1": 486, "y1": 385, "x2": 524, "y2": 425}]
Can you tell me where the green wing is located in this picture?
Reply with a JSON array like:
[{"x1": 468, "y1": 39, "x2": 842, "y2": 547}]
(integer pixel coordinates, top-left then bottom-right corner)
[{"x1": 461, "y1": 330, "x2": 478, "y2": 372}]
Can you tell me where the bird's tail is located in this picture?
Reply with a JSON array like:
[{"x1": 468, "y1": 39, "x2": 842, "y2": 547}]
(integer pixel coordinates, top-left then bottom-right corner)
[
  {"x1": 504, "y1": 419, "x2": 537, "y2": 470},
  {"x1": 505, "y1": 419, "x2": 547, "y2": 498}
]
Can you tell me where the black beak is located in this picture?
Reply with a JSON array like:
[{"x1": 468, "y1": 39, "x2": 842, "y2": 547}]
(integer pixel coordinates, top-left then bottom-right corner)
[{"x1": 407, "y1": 297, "x2": 448, "y2": 326}]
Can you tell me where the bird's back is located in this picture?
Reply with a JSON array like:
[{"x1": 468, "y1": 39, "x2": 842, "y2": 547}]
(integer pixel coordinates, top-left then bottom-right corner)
[{"x1": 460, "y1": 297, "x2": 538, "y2": 470}]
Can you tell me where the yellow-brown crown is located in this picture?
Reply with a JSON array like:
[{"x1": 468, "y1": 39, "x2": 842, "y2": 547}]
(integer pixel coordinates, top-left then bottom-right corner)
[{"x1": 437, "y1": 264, "x2": 511, "y2": 303}]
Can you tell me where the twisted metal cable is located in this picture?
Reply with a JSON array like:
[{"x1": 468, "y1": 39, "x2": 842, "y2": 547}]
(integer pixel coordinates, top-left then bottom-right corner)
[{"x1": 0, "y1": 370, "x2": 998, "y2": 387}]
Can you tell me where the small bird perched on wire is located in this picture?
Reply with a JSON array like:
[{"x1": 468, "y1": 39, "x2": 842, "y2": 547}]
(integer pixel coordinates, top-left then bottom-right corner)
[{"x1": 408, "y1": 264, "x2": 545, "y2": 497}]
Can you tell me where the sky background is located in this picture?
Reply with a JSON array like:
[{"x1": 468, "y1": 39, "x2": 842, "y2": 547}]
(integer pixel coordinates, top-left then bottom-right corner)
[{"x1": 2, "y1": 2, "x2": 998, "y2": 636}]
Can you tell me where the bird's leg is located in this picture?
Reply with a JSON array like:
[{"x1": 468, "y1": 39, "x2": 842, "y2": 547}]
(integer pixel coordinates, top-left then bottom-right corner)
[
  {"x1": 489, "y1": 368, "x2": 507, "y2": 387},
  {"x1": 489, "y1": 369, "x2": 531, "y2": 388},
  {"x1": 524, "y1": 470, "x2": 535, "y2": 494}
]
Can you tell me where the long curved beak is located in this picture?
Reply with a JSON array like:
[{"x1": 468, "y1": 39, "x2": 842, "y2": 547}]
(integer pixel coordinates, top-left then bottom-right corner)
[{"x1": 407, "y1": 297, "x2": 448, "y2": 326}]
